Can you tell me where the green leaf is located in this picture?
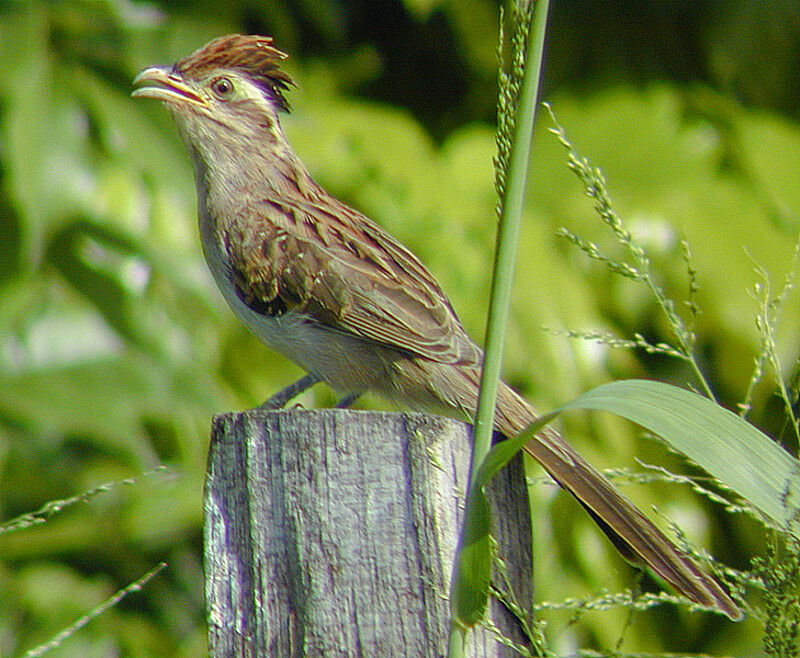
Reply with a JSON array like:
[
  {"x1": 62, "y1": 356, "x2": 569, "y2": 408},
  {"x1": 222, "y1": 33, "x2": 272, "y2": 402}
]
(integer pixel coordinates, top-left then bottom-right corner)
[
  {"x1": 45, "y1": 218, "x2": 166, "y2": 357},
  {"x1": 451, "y1": 412, "x2": 558, "y2": 627},
  {"x1": 71, "y1": 65, "x2": 193, "y2": 191},
  {"x1": 453, "y1": 379, "x2": 800, "y2": 629},
  {"x1": 561, "y1": 379, "x2": 800, "y2": 535},
  {"x1": 449, "y1": 487, "x2": 492, "y2": 627},
  {"x1": 401, "y1": 0, "x2": 444, "y2": 19},
  {"x1": 475, "y1": 411, "x2": 560, "y2": 485}
]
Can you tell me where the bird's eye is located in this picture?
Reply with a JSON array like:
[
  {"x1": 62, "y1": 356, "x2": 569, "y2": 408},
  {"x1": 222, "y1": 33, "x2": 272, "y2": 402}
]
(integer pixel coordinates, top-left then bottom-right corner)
[{"x1": 211, "y1": 77, "x2": 234, "y2": 99}]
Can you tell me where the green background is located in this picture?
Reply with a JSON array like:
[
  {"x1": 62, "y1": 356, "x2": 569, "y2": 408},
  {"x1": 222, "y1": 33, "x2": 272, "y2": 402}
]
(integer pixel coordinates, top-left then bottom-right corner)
[{"x1": 1, "y1": 1, "x2": 799, "y2": 655}]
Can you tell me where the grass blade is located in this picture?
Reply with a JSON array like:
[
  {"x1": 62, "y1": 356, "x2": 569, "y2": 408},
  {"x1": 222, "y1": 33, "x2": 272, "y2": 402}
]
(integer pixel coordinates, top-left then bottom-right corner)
[{"x1": 562, "y1": 379, "x2": 800, "y2": 535}]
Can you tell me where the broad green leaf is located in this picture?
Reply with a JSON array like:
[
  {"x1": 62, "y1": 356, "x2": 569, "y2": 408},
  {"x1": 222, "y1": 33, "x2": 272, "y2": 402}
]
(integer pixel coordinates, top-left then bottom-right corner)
[
  {"x1": 475, "y1": 411, "x2": 560, "y2": 485},
  {"x1": 562, "y1": 379, "x2": 800, "y2": 534},
  {"x1": 449, "y1": 487, "x2": 492, "y2": 627},
  {"x1": 455, "y1": 379, "x2": 800, "y2": 628},
  {"x1": 45, "y1": 219, "x2": 168, "y2": 357},
  {"x1": 451, "y1": 412, "x2": 557, "y2": 627}
]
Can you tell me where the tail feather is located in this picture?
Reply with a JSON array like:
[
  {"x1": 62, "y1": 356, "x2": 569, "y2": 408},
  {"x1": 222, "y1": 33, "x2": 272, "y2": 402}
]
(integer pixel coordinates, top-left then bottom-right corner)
[
  {"x1": 495, "y1": 383, "x2": 742, "y2": 621},
  {"x1": 398, "y1": 359, "x2": 740, "y2": 620}
]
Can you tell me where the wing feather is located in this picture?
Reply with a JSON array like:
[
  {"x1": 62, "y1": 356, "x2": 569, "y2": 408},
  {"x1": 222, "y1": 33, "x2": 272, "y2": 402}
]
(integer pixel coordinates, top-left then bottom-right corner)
[{"x1": 224, "y1": 195, "x2": 481, "y2": 365}]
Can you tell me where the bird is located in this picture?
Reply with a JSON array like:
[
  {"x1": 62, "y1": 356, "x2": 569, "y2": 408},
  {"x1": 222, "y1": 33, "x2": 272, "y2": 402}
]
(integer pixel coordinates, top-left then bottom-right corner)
[{"x1": 132, "y1": 34, "x2": 741, "y2": 621}]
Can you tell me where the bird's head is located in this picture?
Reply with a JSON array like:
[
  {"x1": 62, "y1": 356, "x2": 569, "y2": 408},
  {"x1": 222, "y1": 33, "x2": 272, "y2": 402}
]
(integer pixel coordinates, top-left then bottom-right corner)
[{"x1": 133, "y1": 35, "x2": 294, "y2": 166}]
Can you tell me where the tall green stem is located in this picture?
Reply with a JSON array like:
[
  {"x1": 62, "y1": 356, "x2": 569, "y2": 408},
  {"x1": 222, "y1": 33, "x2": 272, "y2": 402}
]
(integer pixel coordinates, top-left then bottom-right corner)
[
  {"x1": 470, "y1": 0, "x2": 549, "y2": 482},
  {"x1": 448, "y1": 1, "x2": 550, "y2": 655}
]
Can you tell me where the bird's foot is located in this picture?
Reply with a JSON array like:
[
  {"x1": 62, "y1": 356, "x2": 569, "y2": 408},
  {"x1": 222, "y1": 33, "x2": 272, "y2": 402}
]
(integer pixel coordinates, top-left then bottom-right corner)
[
  {"x1": 258, "y1": 373, "x2": 320, "y2": 410},
  {"x1": 334, "y1": 393, "x2": 361, "y2": 409}
]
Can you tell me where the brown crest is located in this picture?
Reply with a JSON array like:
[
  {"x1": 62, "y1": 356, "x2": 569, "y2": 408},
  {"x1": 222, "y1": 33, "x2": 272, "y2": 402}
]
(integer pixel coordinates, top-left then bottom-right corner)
[{"x1": 175, "y1": 34, "x2": 294, "y2": 111}]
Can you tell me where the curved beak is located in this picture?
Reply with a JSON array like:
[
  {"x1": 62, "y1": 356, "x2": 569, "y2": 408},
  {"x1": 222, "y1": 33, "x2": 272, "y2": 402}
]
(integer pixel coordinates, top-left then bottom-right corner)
[{"x1": 132, "y1": 67, "x2": 207, "y2": 108}]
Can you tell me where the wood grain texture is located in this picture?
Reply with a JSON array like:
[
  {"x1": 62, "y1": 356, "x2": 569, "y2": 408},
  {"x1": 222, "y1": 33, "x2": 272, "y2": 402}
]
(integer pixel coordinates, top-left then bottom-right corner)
[{"x1": 204, "y1": 409, "x2": 532, "y2": 656}]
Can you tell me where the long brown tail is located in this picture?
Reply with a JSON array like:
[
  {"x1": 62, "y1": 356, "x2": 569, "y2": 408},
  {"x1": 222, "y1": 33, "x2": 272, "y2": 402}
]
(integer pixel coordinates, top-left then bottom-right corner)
[{"x1": 494, "y1": 382, "x2": 742, "y2": 621}]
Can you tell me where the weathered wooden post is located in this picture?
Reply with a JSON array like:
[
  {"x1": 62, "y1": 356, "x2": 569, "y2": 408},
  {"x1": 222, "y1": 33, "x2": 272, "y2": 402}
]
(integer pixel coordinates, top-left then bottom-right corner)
[{"x1": 204, "y1": 409, "x2": 532, "y2": 656}]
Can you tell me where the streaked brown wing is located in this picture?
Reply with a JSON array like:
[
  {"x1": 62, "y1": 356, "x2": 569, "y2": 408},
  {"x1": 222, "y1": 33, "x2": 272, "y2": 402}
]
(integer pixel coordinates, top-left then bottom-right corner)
[{"x1": 224, "y1": 195, "x2": 482, "y2": 366}]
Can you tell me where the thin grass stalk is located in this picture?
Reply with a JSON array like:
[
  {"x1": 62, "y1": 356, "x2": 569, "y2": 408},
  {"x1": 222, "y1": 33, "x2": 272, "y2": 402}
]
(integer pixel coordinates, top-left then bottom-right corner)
[
  {"x1": 448, "y1": 1, "x2": 550, "y2": 655},
  {"x1": 470, "y1": 0, "x2": 548, "y2": 487}
]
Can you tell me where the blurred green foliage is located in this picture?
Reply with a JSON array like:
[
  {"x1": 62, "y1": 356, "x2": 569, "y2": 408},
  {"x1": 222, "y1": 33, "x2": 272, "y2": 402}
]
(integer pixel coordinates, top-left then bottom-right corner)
[{"x1": 1, "y1": 0, "x2": 799, "y2": 655}]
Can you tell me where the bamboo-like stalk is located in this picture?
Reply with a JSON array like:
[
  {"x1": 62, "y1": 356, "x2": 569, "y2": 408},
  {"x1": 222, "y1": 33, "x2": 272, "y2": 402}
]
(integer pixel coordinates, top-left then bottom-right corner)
[
  {"x1": 470, "y1": 0, "x2": 549, "y2": 481},
  {"x1": 448, "y1": 1, "x2": 551, "y2": 655}
]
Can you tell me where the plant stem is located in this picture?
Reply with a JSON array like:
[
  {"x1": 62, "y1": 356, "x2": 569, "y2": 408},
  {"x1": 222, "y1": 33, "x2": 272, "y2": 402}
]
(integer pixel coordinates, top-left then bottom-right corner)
[
  {"x1": 448, "y1": 1, "x2": 550, "y2": 655},
  {"x1": 470, "y1": 0, "x2": 549, "y2": 481}
]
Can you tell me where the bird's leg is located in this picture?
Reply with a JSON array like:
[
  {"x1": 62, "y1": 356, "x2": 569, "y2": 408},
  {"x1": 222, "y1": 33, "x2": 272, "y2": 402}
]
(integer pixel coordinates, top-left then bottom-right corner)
[
  {"x1": 334, "y1": 393, "x2": 361, "y2": 409},
  {"x1": 258, "y1": 373, "x2": 320, "y2": 410}
]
